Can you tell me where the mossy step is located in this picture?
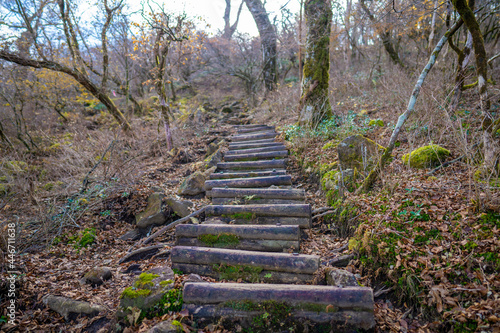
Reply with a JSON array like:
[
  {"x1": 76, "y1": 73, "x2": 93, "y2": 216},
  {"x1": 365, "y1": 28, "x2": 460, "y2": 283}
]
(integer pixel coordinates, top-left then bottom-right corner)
[
  {"x1": 171, "y1": 246, "x2": 319, "y2": 276},
  {"x1": 217, "y1": 159, "x2": 286, "y2": 171},
  {"x1": 175, "y1": 224, "x2": 300, "y2": 252},
  {"x1": 204, "y1": 175, "x2": 292, "y2": 191},
  {"x1": 182, "y1": 283, "x2": 375, "y2": 331},
  {"x1": 231, "y1": 132, "x2": 277, "y2": 142},
  {"x1": 218, "y1": 168, "x2": 286, "y2": 174},
  {"x1": 224, "y1": 145, "x2": 286, "y2": 155},
  {"x1": 205, "y1": 204, "x2": 311, "y2": 218},
  {"x1": 224, "y1": 150, "x2": 288, "y2": 162},
  {"x1": 209, "y1": 170, "x2": 287, "y2": 180}
]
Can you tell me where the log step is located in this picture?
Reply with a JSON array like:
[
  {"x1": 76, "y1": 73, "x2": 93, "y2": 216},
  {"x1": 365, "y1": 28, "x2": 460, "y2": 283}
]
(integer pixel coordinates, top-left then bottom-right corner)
[
  {"x1": 228, "y1": 139, "x2": 278, "y2": 150},
  {"x1": 171, "y1": 246, "x2": 319, "y2": 283},
  {"x1": 237, "y1": 126, "x2": 275, "y2": 134},
  {"x1": 224, "y1": 145, "x2": 286, "y2": 155},
  {"x1": 211, "y1": 188, "x2": 305, "y2": 200},
  {"x1": 175, "y1": 224, "x2": 300, "y2": 252},
  {"x1": 217, "y1": 159, "x2": 286, "y2": 171},
  {"x1": 204, "y1": 175, "x2": 292, "y2": 191},
  {"x1": 209, "y1": 170, "x2": 287, "y2": 180},
  {"x1": 230, "y1": 132, "x2": 277, "y2": 142},
  {"x1": 224, "y1": 150, "x2": 288, "y2": 162},
  {"x1": 182, "y1": 283, "x2": 375, "y2": 331}
]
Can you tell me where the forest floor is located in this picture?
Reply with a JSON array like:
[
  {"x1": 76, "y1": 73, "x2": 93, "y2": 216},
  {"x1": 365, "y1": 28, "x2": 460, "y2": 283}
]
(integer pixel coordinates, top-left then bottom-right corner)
[{"x1": 0, "y1": 95, "x2": 499, "y2": 333}]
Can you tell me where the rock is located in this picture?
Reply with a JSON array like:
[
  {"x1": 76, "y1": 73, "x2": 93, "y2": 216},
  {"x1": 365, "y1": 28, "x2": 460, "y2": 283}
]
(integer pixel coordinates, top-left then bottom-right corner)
[
  {"x1": 147, "y1": 320, "x2": 180, "y2": 333},
  {"x1": 165, "y1": 197, "x2": 193, "y2": 218},
  {"x1": 206, "y1": 142, "x2": 218, "y2": 157},
  {"x1": 183, "y1": 274, "x2": 203, "y2": 284},
  {"x1": 120, "y1": 229, "x2": 143, "y2": 241},
  {"x1": 119, "y1": 245, "x2": 165, "y2": 264},
  {"x1": 118, "y1": 267, "x2": 175, "y2": 320},
  {"x1": 43, "y1": 295, "x2": 104, "y2": 321},
  {"x1": 325, "y1": 268, "x2": 358, "y2": 288},
  {"x1": 80, "y1": 267, "x2": 112, "y2": 286},
  {"x1": 402, "y1": 144, "x2": 450, "y2": 169},
  {"x1": 124, "y1": 264, "x2": 142, "y2": 275},
  {"x1": 178, "y1": 171, "x2": 206, "y2": 196},
  {"x1": 337, "y1": 135, "x2": 385, "y2": 173},
  {"x1": 136, "y1": 193, "x2": 166, "y2": 228},
  {"x1": 321, "y1": 169, "x2": 357, "y2": 192},
  {"x1": 203, "y1": 147, "x2": 223, "y2": 169}
]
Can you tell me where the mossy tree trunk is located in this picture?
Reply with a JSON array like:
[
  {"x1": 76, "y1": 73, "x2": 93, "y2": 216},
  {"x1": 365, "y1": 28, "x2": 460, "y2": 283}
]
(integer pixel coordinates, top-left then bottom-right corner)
[
  {"x1": 244, "y1": 0, "x2": 278, "y2": 92},
  {"x1": 298, "y1": 0, "x2": 332, "y2": 127},
  {"x1": 452, "y1": 0, "x2": 498, "y2": 170}
]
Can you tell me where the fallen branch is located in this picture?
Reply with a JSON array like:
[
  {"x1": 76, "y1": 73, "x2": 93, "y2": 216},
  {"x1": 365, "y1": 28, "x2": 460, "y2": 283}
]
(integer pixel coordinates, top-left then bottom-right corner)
[
  {"x1": 356, "y1": 18, "x2": 464, "y2": 193},
  {"x1": 312, "y1": 210, "x2": 336, "y2": 219},
  {"x1": 427, "y1": 143, "x2": 479, "y2": 175},
  {"x1": 129, "y1": 207, "x2": 206, "y2": 252},
  {"x1": 312, "y1": 206, "x2": 335, "y2": 214}
]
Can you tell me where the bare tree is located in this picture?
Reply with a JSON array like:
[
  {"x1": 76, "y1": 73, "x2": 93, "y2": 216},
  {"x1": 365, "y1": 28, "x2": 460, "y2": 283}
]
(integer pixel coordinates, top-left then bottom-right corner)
[{"x1": 223, "y1": 0, "x2": 245, "y2": 39}]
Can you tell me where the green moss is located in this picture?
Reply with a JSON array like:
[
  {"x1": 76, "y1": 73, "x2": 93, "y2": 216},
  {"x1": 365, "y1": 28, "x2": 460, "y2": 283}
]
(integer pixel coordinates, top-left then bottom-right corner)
[
  {"x1": 0, "y1": 183, "x2": 11, "y2": 196},
  {"x1": 224, "y1": 212, "x2": 254, "y2": 220},
  {"x1": 121, "y1": 287, "x2": 152, "y2": 299},
  {"x1": 368, "y1": 119, "x2": 384, "y2": 127},
  {"x1": 212, "y1": 264, "x2": 263, "y2": 282},
  {"x1": 43, "y1": 182, "x2": 55, "y2": 191},
  {"x1": 159, "y1": 279, "x2": 174, "y2": 287},
  {"x1": 198, "y1": 233, "x2": 240, "y2": 247},
  {"x1": 321, "y1": 170, "x2": 339, "y2": 191},
  {"x1": 134, "y1": 273, "x2": 160, "y2": 288},
  {"x1": 319, "y1": 162, "x2": 337, "y2": 177},
  {"x1": 402, "y1": 144, "x2": 450, "y2": 168},
  {"x1": 321, "y1": 141, "x2": 338, "y2": 150},
  {"x1": 139, "y1": 288, "x2": 183, "y2": 321},
  {"x1": 3, "y1": 161, "x2": 28, "y2": 174}
]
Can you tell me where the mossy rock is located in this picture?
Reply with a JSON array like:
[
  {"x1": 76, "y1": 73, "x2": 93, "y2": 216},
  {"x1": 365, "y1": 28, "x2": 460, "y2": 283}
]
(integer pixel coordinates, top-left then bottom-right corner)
[
  {"x1": 118, "y1": 267, "x2": 175, "y2": 319},
  {"x1": 178, "y1": 171, "x2": 206, "y2": 196},
  {"x1": 319, "y1": 162, "x2": 337, "y2": 178},
  {"x1": 165, "y1": 197, "x2": 193, "y2": 217},
  {"x1": 321, "y1": 169, "x2": 358, "y2": 192},
  {"x1": 136, "y1": 193, "x2": 166, "y2": 228},
  {"x1": 203, "y1": 147, "x2": 223, "y2": 169},
  {"x1": 368, "y1": 119, "x2": 384, "y2": 127},
  {"x1": 322, "y1": 141, "x2": 338, "y2": 150},
  {"x1": 402, "y1": 144, "x2": 450, "y2": 169},
  {"x1": 337, "y1": 135, "x2": 385, "y2": 173}
]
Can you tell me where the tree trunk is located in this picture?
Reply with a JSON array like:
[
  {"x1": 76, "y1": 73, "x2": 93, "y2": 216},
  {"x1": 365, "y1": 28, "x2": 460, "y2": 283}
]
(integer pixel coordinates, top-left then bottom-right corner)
[
  {"x1": 244, "y1": 0, "x2": 277, "y2": 91},
  {"x1": 223, "y1": 0, "x2": 244, "y2": 39},
  {"x1": 298, "y1": 0, "x2": 332, "y2": 126},
  {"x1": 452, "y1": 0, "x2": 498, "y2": 170}
]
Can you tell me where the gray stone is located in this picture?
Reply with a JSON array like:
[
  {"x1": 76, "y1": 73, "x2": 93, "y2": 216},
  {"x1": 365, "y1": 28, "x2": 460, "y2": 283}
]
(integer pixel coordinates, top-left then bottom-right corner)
[
  {"x1": 80, "y1": 267, "x2": 112, "y2": 286},
  {"x1": 147, "y1": 320, "x2": 179, "y2": 333},
  {"x1": 337, "y1": 135, "x2": 384, "y2": 173},
  {"x1": 119, "y1": 229, "x2": 142, "y2": 241},
  {"x1": 118, "y1": 267, "x2": 175, "y2": 319},
  {"x1": 326, "y1": 268, "x2": 358, "y2": 288},
  {"x1": 206, "y1": 142, "x2": 218, "y2": 157},
  {"x1": 165, "y1": 197, "x2": 193, "y2": 218},
  {"x1": 43, "y1": 295, "x2": 104, "y2": 320},
  {"x1": 203, "y1": 147, "x2": 222, "y2": 169},
  {"x1": 136, "y1": 193, "x2": 166, "y2": 228},
  {"x1": 183, "y1": 274, "x2": 203, "y2": 284},
  {"x1": 178, "y1": 171, "x2": 206, "y2": 196}
]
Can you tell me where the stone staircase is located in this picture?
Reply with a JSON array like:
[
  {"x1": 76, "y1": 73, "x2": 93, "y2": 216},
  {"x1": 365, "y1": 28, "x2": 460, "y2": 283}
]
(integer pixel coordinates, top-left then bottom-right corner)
[{"x1": 170, "y1": 124, "x2": 375, "y2": 331}]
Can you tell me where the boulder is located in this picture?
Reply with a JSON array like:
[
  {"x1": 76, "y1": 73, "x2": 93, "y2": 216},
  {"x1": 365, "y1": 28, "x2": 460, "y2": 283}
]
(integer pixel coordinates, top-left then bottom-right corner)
[
  {"x1": 136, "y1": 193, "x2": 166, "y2": 228},
  {"x1": 402, "y1": 144, "x2": 450, "y2": 169},
  {"x1": 321, "y1": 169, "x2": 357, "y2": 191},
  {"x1": 203, "y1": 147, "x2": 222, "y2": 169},
  {"x1": 206, "y1": 142, "x2": 218, "y2": 157},
  {"x1": 178, "y1": 171, "x2": 206, "y2": 196},
  {"x1": 325, "y1": 268, "x2": 358, "y2": 288},
  {"x1": 147, "y1": 321, "x2": 180, "y2": 333},
  {"x1": 80, "y1": 267, "x2": 112, "y2": 286},
  {"x1": 118, "y1": 267, "x2": 175, "y2": 320},
  {"x1": 43, "y1": 295, "x2": 104, "y2": 321},
  {"x1": 119, "y1": 229, "x2": 143, "y2": 241},
  {"x1": 337, "y1": 135, "x2": 385, "y2": 174},
  {"x1": 165, "y1": 197, "x2": 193, "y2": 218}
]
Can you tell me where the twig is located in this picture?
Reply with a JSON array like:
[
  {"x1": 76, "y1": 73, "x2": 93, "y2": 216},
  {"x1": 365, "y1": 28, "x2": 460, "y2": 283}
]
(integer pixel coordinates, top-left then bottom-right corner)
[
  {"x1": 312, "y1": 206, "x2": 335, "y2": 214},
  {"x1": 332, "y1": 243, "x2": 348, "y2": 253},
  {"x1": 129, "y1": 207, "x2": 205, "y2": 252},
  {"x1": 313, "y1": 210, "x2": 336, "y2": 219},
  {"x1": 374, "y1": 286, "x2": 394, "y2": 297},
  {"x1": 427, "y1": 143, "x2": 479, "y2": 175},
  {"x1": 80, "y1": 139, "x2": 116, "y2": 194}
]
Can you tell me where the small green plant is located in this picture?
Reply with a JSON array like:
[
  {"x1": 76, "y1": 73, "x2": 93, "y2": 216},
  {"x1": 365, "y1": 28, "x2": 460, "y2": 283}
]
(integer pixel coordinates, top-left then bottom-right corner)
[
  {"x1": 212, "y1": 264, "x2": 263, "y2": 282},
  {"x1": 139, "y1": 288, "x2": 183, "y2": 320},
  {"x1": 172, "y1": 268, "x2": 183, "y2": 275},
  {"x1": 68, "y1": 227, "x2": 96, "y2": 250}
]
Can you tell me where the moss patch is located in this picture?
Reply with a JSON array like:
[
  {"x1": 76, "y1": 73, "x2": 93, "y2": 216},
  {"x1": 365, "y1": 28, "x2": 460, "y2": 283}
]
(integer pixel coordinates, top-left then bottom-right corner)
[
  {"x1": 198, "y1": 233, "x2": 240, "y2": 247},
  {"x1": 134, "y1": 272, "x2": 160, "y2": 288},
  {"x1": 212, "y1": 263, "x2": 263, "y2": 282},
  {"x1": 402, "y1": 144, "x2": 450, "y2": 168},
  {"x1": 121, "y1": 287, "x2": 152, "y2": 299},
  {"x1": 368, "y1": 119, "x2": 384, "y2": 127},
  {"x1": 223, "y1": 212, "x2": 255, "y2": 220}
]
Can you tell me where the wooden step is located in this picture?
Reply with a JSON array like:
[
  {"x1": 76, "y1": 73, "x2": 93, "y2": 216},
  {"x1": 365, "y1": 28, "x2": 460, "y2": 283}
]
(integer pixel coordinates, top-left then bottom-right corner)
[
  {"x1": 182, "y1": 283, "x2": 375, "y2": 331},
  {"x1": 171, "y1": 246, "x2": 319, "y2": 283},
  {"x1": 205, "y1": 204, "x2": 311, "y2": 228},
  {"x1": 217, "y1": 168, "x2": 286, "y2": 174},
  {"x1": 175, "y1": 224, "x2": 300, "y2": 252},
  {"x1": 210, "y1": 188, "x2": 305, "y2": 199},
  {"x1": 236, "y1": 126, "x2": 275, "y2": 134},
  {"x1": 217, "y1": 159, "x2": 286, "y2": 171},
  {"x1": 228, "y1": 139, "x2": 277, "y2": 150},
  {"x1": 209, "y1": 170, "x2": 287, "y2": 180},
  {"x1": 204, "y1": 175, "x2": 292, "y2": 191},
  {"x1": 231, "y1": 132, "x2": 277, "y2": 142},
  {"x1": 224, "y1": 145, "x2": 286, "y2": 155},
  {"x1": 224, "y1": 150, "x2": 288, "y2": 162}
]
